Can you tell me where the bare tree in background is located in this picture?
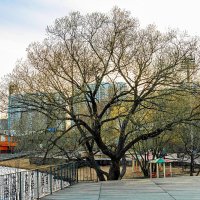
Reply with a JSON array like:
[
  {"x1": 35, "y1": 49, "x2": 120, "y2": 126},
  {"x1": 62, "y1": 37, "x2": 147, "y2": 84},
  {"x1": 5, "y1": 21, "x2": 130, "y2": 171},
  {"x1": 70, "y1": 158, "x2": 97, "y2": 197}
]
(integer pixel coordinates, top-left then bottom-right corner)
[{"x1": 1, "y1": 7, "x2": 200, "y2": 180}]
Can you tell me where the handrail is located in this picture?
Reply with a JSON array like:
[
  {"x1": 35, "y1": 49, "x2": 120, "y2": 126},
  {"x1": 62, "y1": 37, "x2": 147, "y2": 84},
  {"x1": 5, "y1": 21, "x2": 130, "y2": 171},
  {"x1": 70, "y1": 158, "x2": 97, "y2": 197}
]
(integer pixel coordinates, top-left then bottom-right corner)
[
  {"x1": 0, "y1": 161, "x2": 98, "y2": 199},
  {"x1": 0, "y1": 162, "x2": 77, "y2": 200}
]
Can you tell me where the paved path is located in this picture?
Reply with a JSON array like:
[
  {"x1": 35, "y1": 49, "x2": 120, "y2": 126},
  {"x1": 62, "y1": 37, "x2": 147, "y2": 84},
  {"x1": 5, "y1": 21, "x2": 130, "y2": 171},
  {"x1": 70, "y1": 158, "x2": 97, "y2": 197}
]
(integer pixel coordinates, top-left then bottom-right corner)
[{"x1": 42, "y1": 176, "x2": 200, "y2": 200}]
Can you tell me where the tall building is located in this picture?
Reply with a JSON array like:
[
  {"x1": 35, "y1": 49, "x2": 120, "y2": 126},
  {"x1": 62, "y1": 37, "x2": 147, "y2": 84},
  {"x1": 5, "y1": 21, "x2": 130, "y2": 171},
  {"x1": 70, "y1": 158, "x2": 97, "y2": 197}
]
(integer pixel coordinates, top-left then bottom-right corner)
[
  {"x1": 0, "y1": 119, "x2": 8, "y2": 130},
  {"x1": 8, "y1": 82, "x2": 128, "y2": 132},
  {"x1": 73, "y1": 81, "x2": 128, "y2": 118},
  {"x1": 8, "y1": 92, "x2": 66, "y2": 135},
  {"x1": 88, "y1": 82, "x2": 128, "y2": 101}
]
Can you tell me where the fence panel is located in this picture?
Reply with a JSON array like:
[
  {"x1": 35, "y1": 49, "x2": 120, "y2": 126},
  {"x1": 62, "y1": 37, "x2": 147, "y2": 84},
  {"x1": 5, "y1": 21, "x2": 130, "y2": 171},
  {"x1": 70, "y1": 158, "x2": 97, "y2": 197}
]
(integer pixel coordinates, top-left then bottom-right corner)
[
  {"x1": 76, "y1": 161, "x2": 98, "y2": 182},
  {"x1": 0, "y1": 162, "x2": 78, "y2": 199},
  {"x1": 0, "y1": 161, "x2": 99, "y2": 199}
]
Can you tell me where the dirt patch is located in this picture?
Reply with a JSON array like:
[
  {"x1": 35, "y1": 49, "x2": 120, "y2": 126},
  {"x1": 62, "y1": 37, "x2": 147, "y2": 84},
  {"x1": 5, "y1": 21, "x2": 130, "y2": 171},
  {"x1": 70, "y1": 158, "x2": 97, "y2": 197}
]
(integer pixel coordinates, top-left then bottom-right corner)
[
  {"x1": 0, "y1": 158, "x2": 185, "y2": 179},
  {"x1": 0, "y1": 158, "x2": 49, "y2": 170}
]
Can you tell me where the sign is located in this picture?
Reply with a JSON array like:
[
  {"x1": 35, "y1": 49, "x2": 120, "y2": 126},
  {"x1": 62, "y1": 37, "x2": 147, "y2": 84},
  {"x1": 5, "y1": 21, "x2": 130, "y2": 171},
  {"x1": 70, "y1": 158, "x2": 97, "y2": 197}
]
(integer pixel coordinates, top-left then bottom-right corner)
[{"x1": 47, "y1": 128, "x2": 57, "y2": 133}]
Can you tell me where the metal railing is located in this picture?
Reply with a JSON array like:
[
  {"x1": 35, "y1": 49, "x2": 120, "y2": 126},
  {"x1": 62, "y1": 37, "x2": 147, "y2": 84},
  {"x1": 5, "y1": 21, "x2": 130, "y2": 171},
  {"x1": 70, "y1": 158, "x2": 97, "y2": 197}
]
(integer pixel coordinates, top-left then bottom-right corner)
[
  {"x1": 0, "y1": 162, "x2": 77, "y2": 200},
  {"x1": 0, "y1": 161, "x2": 98, "y2": 199}
]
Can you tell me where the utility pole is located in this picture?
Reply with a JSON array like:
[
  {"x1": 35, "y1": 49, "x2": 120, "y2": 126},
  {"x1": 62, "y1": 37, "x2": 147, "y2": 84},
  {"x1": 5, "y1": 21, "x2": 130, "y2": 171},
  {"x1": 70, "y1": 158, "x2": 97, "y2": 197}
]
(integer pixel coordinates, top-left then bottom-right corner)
[{"x1": 185, "y1": 55, "x2": 195, "y2": 176}]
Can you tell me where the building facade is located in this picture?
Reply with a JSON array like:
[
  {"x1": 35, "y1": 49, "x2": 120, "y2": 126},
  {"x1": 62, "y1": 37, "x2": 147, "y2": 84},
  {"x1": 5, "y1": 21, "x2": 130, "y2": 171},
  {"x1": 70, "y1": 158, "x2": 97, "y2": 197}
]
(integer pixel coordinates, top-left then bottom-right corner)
[{"x1": 8, "y1": 92, "x2": 66, "y2": 135}]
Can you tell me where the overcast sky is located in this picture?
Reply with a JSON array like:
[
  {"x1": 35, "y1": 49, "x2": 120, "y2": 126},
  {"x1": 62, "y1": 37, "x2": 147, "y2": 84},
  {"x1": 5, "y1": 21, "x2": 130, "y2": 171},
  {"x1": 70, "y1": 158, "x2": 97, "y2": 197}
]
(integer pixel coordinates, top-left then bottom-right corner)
[{"x1": 1, "y1": 0, "x2": 200, "y2": 78}]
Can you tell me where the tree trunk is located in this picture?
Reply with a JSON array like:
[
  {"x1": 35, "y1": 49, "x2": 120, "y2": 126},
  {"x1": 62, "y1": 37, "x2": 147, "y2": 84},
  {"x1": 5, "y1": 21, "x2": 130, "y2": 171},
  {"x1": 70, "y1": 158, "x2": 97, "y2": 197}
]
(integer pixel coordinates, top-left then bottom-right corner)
[
  {"x1": 141, "y1": 167, "x2": 149, "y2": 178},
  {"x1": 196, "y1": 168, "x2": 200, "y2": 176},
  {"x1": 190, "y1": 153, "x2": 194, "y2": 176},
  {"x1": 135, "y1": 154, "x2": 149, "y2": 178},
  {"x1": 119, "y1": 156, "x2": 126, "y2": 180},
  {"x1": 95, "y1": 167, "x2": 106, "y2": 181},
  {"x1": 108, "y1": 159, "x2": 120, "y2": 180},
  {"x1": 137, "y1": 159, "x2": 149, "y2": 178},
  {"x1": 87, "y1": 157, "x2": 107, "y2": 181}
]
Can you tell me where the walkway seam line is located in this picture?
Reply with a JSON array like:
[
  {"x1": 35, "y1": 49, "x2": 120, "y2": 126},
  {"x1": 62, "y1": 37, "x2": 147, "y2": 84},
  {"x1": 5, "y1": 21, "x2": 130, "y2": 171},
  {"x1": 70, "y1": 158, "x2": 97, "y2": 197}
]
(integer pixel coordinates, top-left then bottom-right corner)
[
  {"x1": 152, "y1": 180, "x2": 176, "y2": 200},
  {"x1": 98, "y1": 183, "x2": 102, "y2": 200}
]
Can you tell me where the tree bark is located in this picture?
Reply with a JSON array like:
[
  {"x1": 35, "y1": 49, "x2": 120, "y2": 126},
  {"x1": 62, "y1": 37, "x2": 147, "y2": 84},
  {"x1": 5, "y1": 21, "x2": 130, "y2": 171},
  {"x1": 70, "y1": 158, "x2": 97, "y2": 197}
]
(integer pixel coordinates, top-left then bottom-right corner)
[
  {"x1": 119, "y1": 156, "x2": 126, "y2": 180},
  {"x1": 86, "y1": 153, "x2": 108, "y2": 181},
  {"x1": 190, "y1": 153, "x2": 194, "y2": 176},
  {"x1": 196, "y1": 167, "x2": 200, "y2": 176},
  {"x1": 108, "y1": 159, "x2": 120, "y2": 180},
  {"x1": 95, "y1": 167, "x2": 106, "y2": 181},
  {"x1": 141, "y1": 168, "x2": 149, "y2": 177}
]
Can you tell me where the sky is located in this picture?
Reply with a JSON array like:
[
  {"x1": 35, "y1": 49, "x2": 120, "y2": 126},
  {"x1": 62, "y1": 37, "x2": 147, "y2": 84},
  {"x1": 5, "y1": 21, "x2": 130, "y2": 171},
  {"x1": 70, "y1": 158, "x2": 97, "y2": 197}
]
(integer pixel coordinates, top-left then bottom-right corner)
[{"x1": 1, "y1": 0, "x2": 200, "y2": 78}]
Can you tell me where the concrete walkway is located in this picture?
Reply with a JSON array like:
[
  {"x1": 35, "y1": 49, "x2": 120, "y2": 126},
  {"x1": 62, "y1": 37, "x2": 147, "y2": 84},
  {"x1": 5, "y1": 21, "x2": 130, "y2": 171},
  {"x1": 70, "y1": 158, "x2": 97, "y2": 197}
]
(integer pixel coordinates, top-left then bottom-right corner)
[{"x1": 42, "y1": 176, "x2": 200, "y2": 200}]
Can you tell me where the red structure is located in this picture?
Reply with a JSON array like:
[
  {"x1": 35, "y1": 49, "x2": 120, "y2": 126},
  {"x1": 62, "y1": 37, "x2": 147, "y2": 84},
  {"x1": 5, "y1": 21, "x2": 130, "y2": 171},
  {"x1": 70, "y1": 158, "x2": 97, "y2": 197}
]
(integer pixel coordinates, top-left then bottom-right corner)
[{"x1": 0, "y1": 134, "x2": 16, "y2": 153}]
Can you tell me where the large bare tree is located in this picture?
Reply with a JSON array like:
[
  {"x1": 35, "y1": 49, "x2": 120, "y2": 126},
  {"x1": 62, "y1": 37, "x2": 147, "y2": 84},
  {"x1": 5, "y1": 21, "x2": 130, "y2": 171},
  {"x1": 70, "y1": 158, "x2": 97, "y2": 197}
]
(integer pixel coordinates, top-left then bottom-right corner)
[{"x1": 2, "y1": 8, "x2": 200, "y2": 180}]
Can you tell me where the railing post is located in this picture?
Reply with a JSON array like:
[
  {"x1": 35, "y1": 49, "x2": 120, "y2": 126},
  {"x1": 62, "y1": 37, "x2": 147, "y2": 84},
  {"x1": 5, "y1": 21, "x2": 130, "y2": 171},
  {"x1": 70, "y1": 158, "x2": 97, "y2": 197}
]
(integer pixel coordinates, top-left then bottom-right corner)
[
  {"x1": 36, "y1": 169, "x2": 39, "y2": 199},
  {"x1": 71, "y1": 163, "x2": 73, "y2": 184},
  {"x1": 73, "y1": 162, "x2": 76, "y2": 184},
  {"x1": 19, "y1": 172, "x2": 22, "y2": 200},
  {"x1": 63, "y1": 164, "x2": 66, "y2": 185},
  {"x1": 76, "y1": 162, "x2": 79, "y2": 183},
  {"x1": 66, "y1": 164, "x2": 69, "y2": 184},
  {"x1": 60, "y1": 165, "x2": 63, "y2": 190},
  {"x1": 90, "y1": 167, "x2": 92, "y2": 181},
  {"x1": 67, "y1": 164, "x2": 70, "y2": 184},
  {"x1": 50, "y1": 167, "x2": 52, "y2": 195}
]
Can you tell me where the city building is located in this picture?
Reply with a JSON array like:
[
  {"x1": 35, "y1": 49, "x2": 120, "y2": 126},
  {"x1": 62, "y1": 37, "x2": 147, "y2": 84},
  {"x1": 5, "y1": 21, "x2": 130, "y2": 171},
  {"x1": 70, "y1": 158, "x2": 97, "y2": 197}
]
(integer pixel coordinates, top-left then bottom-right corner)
[
  {"x1": 0, "y1": 119, "x2": 8, "y2": 130},
  {"x1": 8, "y1": 88, "x2": 66, "y2": 135},
  {"x1": 8, "y1": 82, "x2": 128, "y2": 133},
  {"x1": 88, "y1": 82, "x2": 128, "y2": 101}
]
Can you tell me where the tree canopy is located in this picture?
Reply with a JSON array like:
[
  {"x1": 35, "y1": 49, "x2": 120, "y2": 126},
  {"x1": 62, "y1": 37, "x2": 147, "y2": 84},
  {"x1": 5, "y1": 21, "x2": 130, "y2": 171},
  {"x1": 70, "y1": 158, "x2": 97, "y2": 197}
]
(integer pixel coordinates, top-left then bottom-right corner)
[{"x1": 1, "y1": 7, "x2": 200, "y2": 180}]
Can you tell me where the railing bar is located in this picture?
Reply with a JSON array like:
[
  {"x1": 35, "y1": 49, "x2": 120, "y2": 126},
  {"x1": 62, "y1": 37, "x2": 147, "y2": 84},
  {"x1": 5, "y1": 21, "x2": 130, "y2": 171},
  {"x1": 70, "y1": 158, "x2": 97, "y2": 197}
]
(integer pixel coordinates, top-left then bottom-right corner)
[
  {"x1": 36, "y1": 169, "x2": 39, "y2": 199},
  {"x1": 0, "y1": 161, "x2": 99, "y2": 200},
  {"x1": 19, "y1": 172, "x2": 22, "y2": 200},
  {"x1": 60, "y1": 165, "x2": 63, "y2": 190},
  {"x1": 50, "y1": 166, "x2": 52, "y2": 195}
]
